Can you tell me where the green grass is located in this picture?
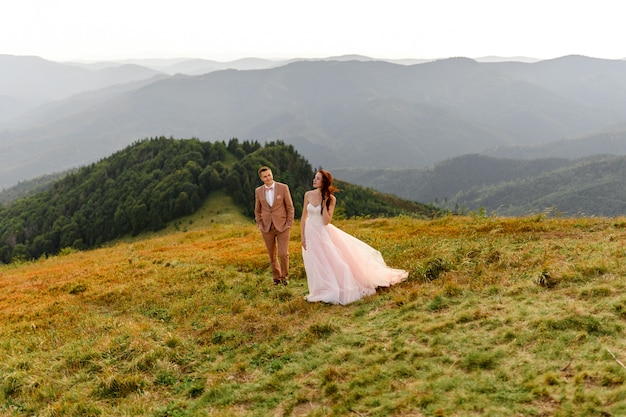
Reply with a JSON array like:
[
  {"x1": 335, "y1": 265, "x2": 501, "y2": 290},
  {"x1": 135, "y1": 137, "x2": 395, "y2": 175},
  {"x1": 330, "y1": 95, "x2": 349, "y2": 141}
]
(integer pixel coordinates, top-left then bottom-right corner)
[{"x1": 2, "y1": 199, "x2": 626, "y2": 416}]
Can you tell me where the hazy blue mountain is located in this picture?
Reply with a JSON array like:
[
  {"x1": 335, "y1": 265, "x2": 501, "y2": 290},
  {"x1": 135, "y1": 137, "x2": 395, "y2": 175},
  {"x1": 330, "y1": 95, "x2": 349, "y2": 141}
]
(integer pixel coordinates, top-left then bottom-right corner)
[
  {"x1": 475, "y1": 56, "x2": 541, "y2": 63},
  {"x1": 63, "y1": 54, "x2": 537, "y2": 75},
  {"x1": 482, "y1": 128, "x2": 626, "y2": 160},
  {"x1": 68, "y1": 57, "x2": 289, "y2": 75},
  {"x1": 0, "y1": 93, "x2": 31, "y2": 124},
  {"x1": 3, "y1": 55, "x2": 626, "y2": 190},
  {"x1": 333, "y1": 153, "x2": 626, "y2": 217},
  {"x1": 333, "y1": 154, "x2": 574, "y2": 205},
  {"x1": 3, "y1": 74, "x2": 170, "y2": 130},
  {"x1": 0, "y1": 54, "x2": 164, "y2": 122},
  {"x1": 455, "y1": 155, "x2": 626, "y2": 217},
  {"x1": 485, "y1": 55, "x2": 626, "y2": 119}
]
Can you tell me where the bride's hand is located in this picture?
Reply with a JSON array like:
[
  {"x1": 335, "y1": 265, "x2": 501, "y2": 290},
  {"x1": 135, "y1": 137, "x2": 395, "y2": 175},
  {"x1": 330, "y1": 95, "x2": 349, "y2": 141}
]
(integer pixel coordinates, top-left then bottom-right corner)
[{"x1": 301, "y1": 240, "x2": 306, "y2": 250}]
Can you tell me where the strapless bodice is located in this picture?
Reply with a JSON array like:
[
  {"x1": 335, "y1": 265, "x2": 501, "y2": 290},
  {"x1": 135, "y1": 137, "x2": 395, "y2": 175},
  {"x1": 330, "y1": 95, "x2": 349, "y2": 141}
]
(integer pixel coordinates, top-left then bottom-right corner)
[{"x1": 306, "y1": 203, "x2": 324, "y2": 224}]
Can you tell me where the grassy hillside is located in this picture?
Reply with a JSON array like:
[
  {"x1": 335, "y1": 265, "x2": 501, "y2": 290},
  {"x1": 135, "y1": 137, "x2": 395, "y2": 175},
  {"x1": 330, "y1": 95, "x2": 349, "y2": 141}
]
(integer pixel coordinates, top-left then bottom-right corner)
[{"x1": 2, "y1": 194, "x2": 626, "y2": 416}]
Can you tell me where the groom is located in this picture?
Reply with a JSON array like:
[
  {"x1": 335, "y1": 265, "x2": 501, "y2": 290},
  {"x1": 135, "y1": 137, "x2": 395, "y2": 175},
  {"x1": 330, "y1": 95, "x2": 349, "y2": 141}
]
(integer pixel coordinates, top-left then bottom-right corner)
[{"x1": 254, "y1": 166, "x2": 295, "y2": 285}]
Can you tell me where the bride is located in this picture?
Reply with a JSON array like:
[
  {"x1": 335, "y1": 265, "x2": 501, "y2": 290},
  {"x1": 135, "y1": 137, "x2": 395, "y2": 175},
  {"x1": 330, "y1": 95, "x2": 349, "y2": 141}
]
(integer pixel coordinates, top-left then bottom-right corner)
[{"x1": 300, "y1": 169, "x2": 408, "y2": 305}]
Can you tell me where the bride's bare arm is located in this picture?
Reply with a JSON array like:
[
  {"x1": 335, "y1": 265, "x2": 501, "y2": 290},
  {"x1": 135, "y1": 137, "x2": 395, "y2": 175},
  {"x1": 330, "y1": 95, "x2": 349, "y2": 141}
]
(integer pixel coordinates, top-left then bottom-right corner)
[{"x1": 321, "y1": 195, "x2": 336, "y2": 225}]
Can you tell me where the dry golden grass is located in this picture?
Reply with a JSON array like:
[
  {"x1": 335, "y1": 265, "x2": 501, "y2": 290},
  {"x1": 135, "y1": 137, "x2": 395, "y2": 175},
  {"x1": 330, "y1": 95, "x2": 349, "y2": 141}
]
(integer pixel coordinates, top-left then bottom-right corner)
[{"x1": 2, "y1": 197, "x2": 626, "y2": 416}]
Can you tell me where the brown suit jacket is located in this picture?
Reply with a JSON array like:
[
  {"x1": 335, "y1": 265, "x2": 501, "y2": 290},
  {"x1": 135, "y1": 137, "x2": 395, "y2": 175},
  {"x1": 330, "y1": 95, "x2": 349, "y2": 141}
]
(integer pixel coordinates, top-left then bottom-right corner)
[{"x1": 255, "y1": 182, "x2": 295, "y2": 233}]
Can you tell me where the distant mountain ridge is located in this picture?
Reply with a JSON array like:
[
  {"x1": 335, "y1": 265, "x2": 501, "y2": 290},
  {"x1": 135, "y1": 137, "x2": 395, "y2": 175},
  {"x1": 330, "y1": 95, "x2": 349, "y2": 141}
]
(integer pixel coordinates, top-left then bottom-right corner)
[
  {"x1": 66, "y1": 56, "x2": 289, "y2": 76},
  {"x1": 3, "y1": 54, "x2": 626, "y2": 191},
  {"x1": 483, "y1": 129, "x2": 626, "y2": 160},
  {"x1": 0, "y1": 55, "x2": 164, "y2": 116},
  {"x1": 334, "y1": 153, "x2": 626, "y2": 216}
]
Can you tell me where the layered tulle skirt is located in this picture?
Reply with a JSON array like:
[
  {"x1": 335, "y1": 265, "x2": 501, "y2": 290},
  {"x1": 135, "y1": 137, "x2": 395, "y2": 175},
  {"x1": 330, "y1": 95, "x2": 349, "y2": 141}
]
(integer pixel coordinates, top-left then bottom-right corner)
[{"x1": 302, "y1": 213, "x2": 407, "y2": 305}]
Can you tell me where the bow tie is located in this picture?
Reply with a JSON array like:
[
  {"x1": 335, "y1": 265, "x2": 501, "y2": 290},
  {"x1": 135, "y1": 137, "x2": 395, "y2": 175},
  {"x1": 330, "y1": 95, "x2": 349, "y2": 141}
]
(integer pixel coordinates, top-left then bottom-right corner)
[{"x1": 265, "y1": 186, "x2": 274, "y2": 191}]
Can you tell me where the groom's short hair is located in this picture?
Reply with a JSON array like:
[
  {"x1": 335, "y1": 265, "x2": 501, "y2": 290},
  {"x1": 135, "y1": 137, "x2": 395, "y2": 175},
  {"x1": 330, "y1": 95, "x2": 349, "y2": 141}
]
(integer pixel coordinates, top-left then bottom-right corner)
[{"x1": 258, "y1": 166, "x2": 271, "y2": 176}]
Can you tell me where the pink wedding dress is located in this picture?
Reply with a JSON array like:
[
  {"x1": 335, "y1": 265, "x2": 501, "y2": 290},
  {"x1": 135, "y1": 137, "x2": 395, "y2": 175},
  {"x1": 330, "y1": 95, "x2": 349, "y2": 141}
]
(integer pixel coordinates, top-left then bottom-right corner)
[{"x1": 302, "y1": 203, "x2": 408, "y2": 305}]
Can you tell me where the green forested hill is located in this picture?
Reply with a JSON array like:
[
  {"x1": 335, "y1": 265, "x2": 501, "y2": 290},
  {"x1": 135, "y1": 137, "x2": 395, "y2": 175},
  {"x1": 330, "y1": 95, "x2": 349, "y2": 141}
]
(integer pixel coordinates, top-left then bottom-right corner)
[
  {"x1": 455, "y1": 155, "x2": 626, "y2": 216},
  {"x1": 334, "y1": 154, "x2": 626, "y2": 217},
  {"x1": 0, "y1": 137, "x2": 438, "y2": 263},
  {"x1": 335, "y1": 154, "x2": 572, "y2": 205}
]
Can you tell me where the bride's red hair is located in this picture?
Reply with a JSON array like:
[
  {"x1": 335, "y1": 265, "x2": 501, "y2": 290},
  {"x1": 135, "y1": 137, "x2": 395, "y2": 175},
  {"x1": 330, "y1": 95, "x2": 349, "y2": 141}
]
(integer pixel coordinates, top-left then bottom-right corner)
[{"x1": 318, "y1": 169, "x2": 338, "y2": 213}]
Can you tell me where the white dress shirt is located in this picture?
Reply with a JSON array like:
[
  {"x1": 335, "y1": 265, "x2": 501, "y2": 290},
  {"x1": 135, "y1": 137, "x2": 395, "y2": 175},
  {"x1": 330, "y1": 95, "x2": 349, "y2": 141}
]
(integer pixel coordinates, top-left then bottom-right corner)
[{"x1": 265, "y1": 183, "x2": 275, "y2": 206}]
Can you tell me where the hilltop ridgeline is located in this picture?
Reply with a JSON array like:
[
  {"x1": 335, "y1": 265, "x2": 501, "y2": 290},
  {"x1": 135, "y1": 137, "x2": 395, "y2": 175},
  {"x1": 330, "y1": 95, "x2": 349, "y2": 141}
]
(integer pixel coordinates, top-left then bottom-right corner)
[{"x1": 0, "y1": 137, "x2": 439, "y2": 264}]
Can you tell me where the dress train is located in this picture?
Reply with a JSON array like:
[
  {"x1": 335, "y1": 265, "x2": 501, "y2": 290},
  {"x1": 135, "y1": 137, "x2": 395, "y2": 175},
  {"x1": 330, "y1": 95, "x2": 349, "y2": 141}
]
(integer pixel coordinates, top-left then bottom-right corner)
[{"x1": 302, "y1": 203, "x2": 408, "y2": 305}]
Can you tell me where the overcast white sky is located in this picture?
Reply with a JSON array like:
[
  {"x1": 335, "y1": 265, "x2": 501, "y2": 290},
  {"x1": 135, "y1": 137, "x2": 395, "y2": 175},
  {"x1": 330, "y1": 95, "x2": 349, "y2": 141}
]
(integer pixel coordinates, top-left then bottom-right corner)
[{"x1": 1, "y1": 0, "x2": 624, "y2": 62}]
